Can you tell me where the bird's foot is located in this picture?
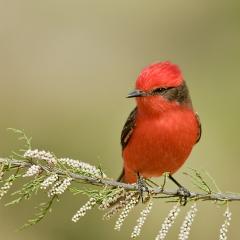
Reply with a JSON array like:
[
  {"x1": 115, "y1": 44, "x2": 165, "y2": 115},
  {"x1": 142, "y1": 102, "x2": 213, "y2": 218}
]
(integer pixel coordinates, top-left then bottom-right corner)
[
  {"x1": 168, "y1": 174, "x2": 190, "y2": 206},
  {"x1": 177, "y1": 186, "x2": 191, "y2": 206},
  {"x1": 136, "y1": 174, "x2": 149, "y2": 202}
]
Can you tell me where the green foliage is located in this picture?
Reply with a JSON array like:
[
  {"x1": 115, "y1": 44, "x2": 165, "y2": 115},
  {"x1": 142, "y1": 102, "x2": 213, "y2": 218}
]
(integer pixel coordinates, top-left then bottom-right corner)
[
  {"x1": 184, "y1": 169, "x2": 212, "y2": 194},
  {"x1": 6, "y1": 175, "x2": 45, "y2": 206},
  {"x1": 19, "y1": 196, "x2": 56, "y2": 230},
  {"x1": 7, "y1": 128, "x2": 32, "y2": 158}
]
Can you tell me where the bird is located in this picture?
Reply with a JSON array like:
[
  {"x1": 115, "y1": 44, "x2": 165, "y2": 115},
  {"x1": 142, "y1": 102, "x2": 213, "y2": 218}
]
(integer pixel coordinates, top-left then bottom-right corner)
[{"x1": 119, "y1": 61, "x2": 201, "y2": 185}]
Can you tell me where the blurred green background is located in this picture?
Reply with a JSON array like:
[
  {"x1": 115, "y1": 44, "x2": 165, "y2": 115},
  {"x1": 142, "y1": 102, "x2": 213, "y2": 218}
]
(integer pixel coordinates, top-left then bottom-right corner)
[{"x1": 0, "y1": 0, "x2": 240, "y2": 239}]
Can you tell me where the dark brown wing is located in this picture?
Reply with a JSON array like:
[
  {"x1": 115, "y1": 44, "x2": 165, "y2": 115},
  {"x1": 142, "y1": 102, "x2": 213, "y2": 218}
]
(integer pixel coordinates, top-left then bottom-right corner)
[
  {"x1": 121, "y1": 107, "x2": 137, "y2": 150},
  {"x1": 195, "y1": 112, "x2": 202, "y2": 143}
]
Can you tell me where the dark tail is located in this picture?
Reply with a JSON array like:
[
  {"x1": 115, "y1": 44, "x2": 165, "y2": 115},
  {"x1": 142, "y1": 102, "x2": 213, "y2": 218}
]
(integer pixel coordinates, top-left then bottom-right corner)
[
  {"x1": 116, "y1": 168, "x2": 124, "y2": 182},
  {"x1": 117, "y1": 168, "x2": 137, "y2": 183}
]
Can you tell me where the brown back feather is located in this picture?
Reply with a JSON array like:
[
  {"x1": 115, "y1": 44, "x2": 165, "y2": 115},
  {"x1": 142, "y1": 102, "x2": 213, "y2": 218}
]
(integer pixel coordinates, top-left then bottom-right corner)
[{"x1": 121, "y1": 107, "x2": 137, "y2": 150}]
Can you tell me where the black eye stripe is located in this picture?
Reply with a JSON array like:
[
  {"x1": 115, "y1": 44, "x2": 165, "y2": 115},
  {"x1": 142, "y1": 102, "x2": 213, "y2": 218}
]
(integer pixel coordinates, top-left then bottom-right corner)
[
  {"x1": 151, "y1": 87, "x2": 171, "y2": 94},
  {"x1": 144, "y1": 82, "x2": 192, "y2": 106}
]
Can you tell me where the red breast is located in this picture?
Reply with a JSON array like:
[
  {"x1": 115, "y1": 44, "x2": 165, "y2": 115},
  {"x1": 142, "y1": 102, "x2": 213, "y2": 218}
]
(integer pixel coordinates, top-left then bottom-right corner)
[{"x1": 123, "y1": 101, "x2": 198, "y2": 183}]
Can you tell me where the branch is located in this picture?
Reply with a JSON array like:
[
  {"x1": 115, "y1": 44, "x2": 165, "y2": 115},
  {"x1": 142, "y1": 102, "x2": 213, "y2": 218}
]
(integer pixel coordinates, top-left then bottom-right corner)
[{"x1": 0, "y1": 157, "x2": 239, "y2": 202}]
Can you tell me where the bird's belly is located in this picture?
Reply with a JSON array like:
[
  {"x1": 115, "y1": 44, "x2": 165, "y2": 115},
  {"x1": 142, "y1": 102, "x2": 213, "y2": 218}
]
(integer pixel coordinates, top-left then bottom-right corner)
[{"x1": 123, "y1": 111, "x2": 198, "y2": 181}]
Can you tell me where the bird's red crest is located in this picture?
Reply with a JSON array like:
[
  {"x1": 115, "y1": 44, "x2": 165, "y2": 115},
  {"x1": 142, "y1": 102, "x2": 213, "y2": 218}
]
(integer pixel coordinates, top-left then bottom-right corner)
[{"x1": 136, "y1": 61, "x2": 183, "y2": 91}]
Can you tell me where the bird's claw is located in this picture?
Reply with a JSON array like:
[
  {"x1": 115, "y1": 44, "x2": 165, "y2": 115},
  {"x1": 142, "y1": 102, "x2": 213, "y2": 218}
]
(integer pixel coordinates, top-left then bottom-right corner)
[
  {"x1": 177, "y1": 187, "x2": 191, "y2": 206},
  {"x1": 137, "y1": 175, "x2": 149, "y2": 202},
  {"x1": 168, "y1": 174, "x2": 190, "y2": 205}
]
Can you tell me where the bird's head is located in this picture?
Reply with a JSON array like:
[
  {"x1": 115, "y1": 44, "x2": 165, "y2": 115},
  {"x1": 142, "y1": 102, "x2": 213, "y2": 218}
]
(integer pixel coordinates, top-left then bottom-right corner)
[{"x1": 127, "y1": 61, "x2": 192, "y2": 113}]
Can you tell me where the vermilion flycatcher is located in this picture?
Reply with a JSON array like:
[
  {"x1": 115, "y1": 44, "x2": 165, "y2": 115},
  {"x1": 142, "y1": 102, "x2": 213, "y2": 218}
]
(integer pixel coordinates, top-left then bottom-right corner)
[{"x1": 120, "y1": 61, "x2": 201, "y2": 184}]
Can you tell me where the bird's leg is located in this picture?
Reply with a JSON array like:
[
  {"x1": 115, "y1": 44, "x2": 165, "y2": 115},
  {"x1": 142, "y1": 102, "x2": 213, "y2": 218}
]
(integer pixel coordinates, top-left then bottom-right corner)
[
  {"x1": 168, "y1": 174, "x2": 182, "y2": 188},
  {"x1": 168, "y1": 174, "x2": 190, "y2": 206},
  {"x1": 136, "y1": 172, "x2": 149, "y2": 202}
]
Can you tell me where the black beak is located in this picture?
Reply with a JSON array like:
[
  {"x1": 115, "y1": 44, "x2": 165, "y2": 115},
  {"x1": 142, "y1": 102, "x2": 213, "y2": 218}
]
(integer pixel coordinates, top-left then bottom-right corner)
[{"x1": 127, "y1": 89, "x2": 145, "y2": 98}]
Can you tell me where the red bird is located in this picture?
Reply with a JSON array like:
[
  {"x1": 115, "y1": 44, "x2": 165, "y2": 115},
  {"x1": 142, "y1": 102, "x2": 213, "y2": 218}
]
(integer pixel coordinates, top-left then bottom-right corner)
[{"x1": 120, "y1": 61, "x2": 201, "y2": 184}]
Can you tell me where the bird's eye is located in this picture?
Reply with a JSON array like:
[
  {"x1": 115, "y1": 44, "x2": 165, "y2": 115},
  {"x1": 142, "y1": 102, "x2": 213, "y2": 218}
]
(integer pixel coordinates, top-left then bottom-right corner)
[{"x1": 152, "y1": 88, "x2": 167, "y2": 94}]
